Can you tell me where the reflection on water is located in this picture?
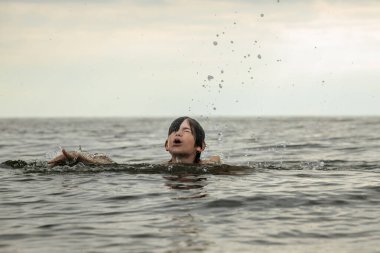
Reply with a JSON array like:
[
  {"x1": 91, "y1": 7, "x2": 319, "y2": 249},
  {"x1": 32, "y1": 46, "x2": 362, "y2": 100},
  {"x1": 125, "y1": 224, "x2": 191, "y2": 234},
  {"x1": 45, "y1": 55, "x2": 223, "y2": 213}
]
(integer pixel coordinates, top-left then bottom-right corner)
[
  {"x1": 164, "y1": 174, "x2": 208, "y2": 199},
  {"x1": 163, "y1": 175, "x2": 211, "y2": 251}
]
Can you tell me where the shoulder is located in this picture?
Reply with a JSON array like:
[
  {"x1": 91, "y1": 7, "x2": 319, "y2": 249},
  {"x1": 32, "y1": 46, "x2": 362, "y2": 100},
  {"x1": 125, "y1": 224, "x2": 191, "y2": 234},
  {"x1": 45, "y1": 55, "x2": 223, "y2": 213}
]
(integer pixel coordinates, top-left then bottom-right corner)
[{"x1": 200, "y1": 155, "x2": 221, "y2": 165}]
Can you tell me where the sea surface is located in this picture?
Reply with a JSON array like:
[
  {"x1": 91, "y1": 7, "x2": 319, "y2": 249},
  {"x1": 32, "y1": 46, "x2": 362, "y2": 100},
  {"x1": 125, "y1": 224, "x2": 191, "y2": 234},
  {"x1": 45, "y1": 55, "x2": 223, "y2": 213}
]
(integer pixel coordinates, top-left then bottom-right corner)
[{"x1": 0, "y1": 117, "x2": 379, "y2": 253}]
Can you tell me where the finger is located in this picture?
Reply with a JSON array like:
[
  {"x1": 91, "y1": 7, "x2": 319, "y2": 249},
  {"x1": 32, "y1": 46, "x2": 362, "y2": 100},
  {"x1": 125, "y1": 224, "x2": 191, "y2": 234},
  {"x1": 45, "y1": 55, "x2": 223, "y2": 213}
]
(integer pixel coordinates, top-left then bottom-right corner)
[
  {"x1": 48, "y1": 153, "x2": 65, "y2": 164},
  {"x1": 62, "y1": 149, "x2": 77, "y2": 160},
  {"x1": 61, "y1": 148, "x2": 69, "y2": 158}
]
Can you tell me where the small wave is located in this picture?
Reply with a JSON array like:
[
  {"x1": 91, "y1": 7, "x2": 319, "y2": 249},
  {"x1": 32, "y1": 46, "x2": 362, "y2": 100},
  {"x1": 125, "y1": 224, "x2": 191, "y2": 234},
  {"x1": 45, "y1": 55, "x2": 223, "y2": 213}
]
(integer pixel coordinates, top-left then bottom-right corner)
[
  {"x1": 1, "y1": 159, "x2": 379, "y2": 174},
  {"x1": 0, "y1": 160, "x2": 253, "y2": 175},
  {"x1": 205, "y1": 199, "x2": 244, "y2": 208}
]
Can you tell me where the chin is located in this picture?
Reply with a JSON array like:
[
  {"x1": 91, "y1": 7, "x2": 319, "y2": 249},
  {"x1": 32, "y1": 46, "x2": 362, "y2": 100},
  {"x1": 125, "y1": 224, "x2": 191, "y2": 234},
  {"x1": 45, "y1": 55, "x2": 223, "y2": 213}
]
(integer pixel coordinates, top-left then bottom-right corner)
[{"x1": 170, "y1": 149, "x2": 189, "y2": 156}]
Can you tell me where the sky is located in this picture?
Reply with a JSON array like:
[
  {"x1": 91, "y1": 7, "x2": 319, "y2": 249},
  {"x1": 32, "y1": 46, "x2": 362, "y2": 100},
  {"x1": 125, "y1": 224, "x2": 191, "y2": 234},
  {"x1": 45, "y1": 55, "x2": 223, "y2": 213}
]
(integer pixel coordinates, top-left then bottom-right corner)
[{"x1": 0, "y1": 0, "x2": 379, "y2": 117}]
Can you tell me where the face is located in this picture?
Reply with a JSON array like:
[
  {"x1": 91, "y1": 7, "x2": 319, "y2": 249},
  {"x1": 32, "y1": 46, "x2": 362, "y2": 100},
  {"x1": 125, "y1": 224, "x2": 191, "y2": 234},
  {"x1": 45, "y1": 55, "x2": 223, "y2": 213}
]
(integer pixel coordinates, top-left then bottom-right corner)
[{"x1": 165, "y1": 119, "x2": 203, "y2": 158}]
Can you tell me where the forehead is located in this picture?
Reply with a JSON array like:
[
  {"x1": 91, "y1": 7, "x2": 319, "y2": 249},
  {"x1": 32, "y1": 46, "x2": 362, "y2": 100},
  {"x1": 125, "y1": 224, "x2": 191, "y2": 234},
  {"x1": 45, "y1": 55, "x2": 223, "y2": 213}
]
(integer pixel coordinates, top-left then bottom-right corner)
[
  {"x1": 168, "y1": 117, "x2": 196, "y2": 135},
  {"x1": 168, "y1": 118, "x2": 192, "y2": 135},
  {"x1": 179, "y1": 119, "x2": 190, "y2": 128}
]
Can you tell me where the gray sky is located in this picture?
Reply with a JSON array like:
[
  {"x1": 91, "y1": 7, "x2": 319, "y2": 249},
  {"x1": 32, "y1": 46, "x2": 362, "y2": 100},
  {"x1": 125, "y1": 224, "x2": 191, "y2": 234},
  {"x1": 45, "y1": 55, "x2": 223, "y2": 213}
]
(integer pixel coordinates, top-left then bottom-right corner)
[{"x1": 1, "y1": 0, "x2": 379, "y2": 117}]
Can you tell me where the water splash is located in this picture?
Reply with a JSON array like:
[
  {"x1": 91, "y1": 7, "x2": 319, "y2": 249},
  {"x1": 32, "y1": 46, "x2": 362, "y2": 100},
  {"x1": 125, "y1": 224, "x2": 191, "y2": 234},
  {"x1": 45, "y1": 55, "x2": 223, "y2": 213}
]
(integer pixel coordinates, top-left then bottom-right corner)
[{"x1": 45, "y1": 146, "x2": 63, "y2": 160}]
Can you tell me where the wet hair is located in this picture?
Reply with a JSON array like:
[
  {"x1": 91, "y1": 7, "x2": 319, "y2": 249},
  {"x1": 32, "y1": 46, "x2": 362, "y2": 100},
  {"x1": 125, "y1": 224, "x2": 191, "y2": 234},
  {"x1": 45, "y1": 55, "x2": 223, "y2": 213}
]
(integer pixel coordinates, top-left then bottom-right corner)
[{"x1": 167, "y1": 116, "x2": 205, "y2": 163}]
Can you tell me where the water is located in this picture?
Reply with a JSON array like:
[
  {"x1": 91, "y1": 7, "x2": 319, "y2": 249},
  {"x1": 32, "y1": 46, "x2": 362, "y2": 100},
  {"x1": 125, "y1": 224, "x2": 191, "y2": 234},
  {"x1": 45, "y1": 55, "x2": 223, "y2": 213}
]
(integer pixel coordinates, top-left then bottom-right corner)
[{"x1": 1, "y1": 117, "x2": 379, "y2": 253}]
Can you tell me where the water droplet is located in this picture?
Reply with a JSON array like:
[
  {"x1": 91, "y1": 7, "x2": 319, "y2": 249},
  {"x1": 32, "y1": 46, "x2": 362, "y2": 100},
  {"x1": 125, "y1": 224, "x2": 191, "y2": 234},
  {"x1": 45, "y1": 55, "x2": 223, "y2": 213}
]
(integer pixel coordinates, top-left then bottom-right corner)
[
  {"x1": 219, "y1": 84, "x2": 223, "y2": 88},
  {"x1": 221, "y1": 70, "x2": 224, "y2": 74},
  {"x1": 213, "y1": 107, "x2": 216, "y2": 110},
  {"x1": 207, "y1": 75, "x2": 214, "y2": 81},
  {"x1": 260, "y1": 13, "x2": 264, "y2": 17},
  {"x1": 216, "y1": 34, "x2": 219, "y2": 37},
  {"x1": 221, "y1": 80, "x2": 224, "y2": 83},
  {"x1": 213, "y1": 41, "x2": 218, "y2": 46},
  {"x1": 230, "y1": 40, "x2": 234, "y2": 44},
  {"x1": 233, "y1": 22, "x2": 236, "y2": 25},
  {"x1": 257, "y1": 54, "x2": 262, "y2": 59},
  {"x1": 250, "y1": 77, "x2": 253, "y2": 79}
]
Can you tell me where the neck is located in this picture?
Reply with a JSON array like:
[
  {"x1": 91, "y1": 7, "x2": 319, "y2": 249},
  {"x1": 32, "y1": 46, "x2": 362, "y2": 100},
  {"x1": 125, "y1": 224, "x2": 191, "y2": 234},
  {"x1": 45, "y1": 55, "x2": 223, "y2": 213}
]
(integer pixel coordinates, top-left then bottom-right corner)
[{"x1": 169, "y1": 154, "x2": 197, "y2": 164}]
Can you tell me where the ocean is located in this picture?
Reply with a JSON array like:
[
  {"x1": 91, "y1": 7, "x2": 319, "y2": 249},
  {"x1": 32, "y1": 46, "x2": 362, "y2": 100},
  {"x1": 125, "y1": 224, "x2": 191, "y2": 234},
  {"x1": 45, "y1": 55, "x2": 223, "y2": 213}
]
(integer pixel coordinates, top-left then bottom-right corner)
[{"x1": 1, "y1": 117, "x2": 379, "y2": 253}]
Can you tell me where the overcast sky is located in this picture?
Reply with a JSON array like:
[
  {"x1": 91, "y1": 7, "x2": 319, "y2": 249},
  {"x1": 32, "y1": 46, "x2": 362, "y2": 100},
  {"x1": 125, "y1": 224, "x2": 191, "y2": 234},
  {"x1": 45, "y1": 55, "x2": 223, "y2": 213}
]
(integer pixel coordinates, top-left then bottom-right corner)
[{"x1": 1, "y1": 0, "x2": 379, "y2": 117}]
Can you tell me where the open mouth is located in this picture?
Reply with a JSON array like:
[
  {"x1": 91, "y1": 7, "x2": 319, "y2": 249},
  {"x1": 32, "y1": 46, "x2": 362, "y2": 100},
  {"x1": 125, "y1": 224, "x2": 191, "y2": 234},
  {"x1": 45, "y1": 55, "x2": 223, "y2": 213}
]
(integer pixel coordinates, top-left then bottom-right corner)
[{"x1": 173, "y1": 138, "x2": 182, "y2": 145}]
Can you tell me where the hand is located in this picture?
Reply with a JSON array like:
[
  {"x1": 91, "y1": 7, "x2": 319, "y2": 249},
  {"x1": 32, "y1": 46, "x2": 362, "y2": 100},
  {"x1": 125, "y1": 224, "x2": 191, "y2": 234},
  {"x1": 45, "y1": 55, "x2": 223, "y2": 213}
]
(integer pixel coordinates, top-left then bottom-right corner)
[
  {"x1": 48, "y1": 148, "x2": 115, "y2": 167},
  {"x1": 209, "y1": 155, "x2": 221, "y2": 164},
  {"x1": 200, "y1": 155, "x2": 221, "y2": 165},
  {"x1": 47, "y1": 149, "x2": 81, "y2": 167}
]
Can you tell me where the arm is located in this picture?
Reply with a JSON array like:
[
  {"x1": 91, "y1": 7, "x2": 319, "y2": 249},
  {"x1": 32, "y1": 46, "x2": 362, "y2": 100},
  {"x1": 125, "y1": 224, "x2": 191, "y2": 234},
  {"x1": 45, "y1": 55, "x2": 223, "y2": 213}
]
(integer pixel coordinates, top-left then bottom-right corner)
[{"x1": 48, "y1": 148, "x2": 115, "y2": 167}]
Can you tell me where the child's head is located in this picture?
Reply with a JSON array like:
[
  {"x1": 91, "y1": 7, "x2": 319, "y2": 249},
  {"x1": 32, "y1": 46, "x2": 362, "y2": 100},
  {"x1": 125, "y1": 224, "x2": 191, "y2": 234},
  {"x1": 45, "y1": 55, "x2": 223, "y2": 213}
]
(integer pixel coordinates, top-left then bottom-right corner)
[{"x1": 165, "y1": 116, "x2": 206, "y2": 163}]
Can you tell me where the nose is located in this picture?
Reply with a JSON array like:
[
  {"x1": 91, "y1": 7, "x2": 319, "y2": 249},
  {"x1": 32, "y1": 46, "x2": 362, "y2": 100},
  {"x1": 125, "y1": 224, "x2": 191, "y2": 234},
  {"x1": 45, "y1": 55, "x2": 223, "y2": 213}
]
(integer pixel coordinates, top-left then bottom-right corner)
[{"x1": 175, "y1": 130, "x2": 182, "y2": 136}]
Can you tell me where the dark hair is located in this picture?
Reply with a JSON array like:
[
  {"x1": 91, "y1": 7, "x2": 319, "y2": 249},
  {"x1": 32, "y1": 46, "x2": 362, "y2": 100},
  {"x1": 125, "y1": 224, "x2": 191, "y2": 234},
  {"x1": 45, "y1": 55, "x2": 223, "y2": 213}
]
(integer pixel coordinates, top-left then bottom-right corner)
[{"x1": 168, "y1": 116, "x2": 205, "y2": 163}]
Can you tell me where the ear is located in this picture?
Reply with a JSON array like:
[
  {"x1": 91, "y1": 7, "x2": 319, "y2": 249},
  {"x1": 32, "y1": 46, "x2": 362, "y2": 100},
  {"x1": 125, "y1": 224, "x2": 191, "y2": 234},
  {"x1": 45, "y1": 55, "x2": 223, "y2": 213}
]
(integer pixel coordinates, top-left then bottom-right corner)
[
  {"x1": 196, "y1": 141, "x2": 206, "y2": 152},
  {"x1": 164, "y1": 140, "x2": 169, "y2": 151}
]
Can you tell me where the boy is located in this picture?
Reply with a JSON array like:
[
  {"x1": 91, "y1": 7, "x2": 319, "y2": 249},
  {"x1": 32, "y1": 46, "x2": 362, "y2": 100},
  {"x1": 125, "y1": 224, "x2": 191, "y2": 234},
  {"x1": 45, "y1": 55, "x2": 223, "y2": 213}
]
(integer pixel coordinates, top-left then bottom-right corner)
[{"x1": 48, "y1": 116, "x2": 220, "y2": 167}]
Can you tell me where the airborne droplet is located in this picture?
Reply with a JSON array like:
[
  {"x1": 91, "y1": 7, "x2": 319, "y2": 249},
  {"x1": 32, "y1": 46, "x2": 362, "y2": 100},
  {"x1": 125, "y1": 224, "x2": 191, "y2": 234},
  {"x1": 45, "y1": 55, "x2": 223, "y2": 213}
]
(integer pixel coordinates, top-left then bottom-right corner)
[
  {"x1": 207, "y1": 75, "x2": 214, "y2": 81},
  {"x1": 213, "y1": 41, "x2": 218, "y2": 46},
  {"x1": 257, "y1": 54, "x2": 262, "y2": 59}
]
